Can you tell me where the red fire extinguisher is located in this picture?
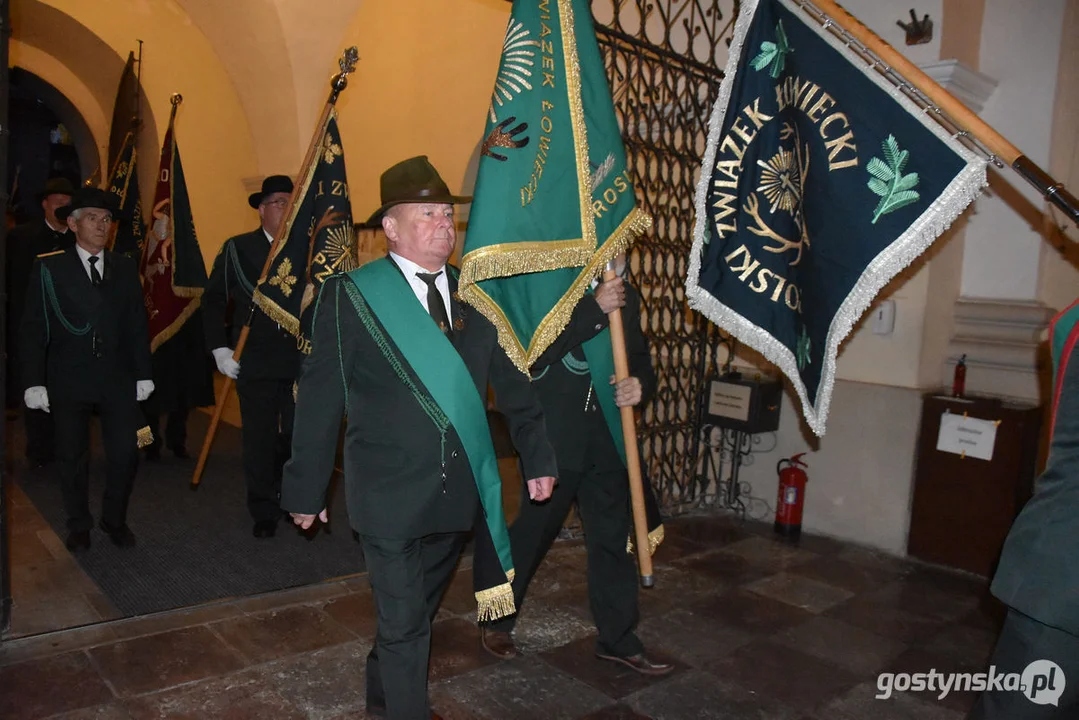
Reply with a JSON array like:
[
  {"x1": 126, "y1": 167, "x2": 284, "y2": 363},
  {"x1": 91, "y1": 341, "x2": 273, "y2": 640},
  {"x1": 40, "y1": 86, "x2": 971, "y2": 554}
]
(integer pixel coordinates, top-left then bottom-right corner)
[{"x1": 775, "y1": 453, "x2": 808, "y2": 541}]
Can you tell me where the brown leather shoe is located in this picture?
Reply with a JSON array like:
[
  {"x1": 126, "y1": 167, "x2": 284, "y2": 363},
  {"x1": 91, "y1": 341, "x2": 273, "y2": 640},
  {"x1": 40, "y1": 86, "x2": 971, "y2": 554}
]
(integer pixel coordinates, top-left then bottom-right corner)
[
  {"x1": 595, "y1": 651, "x2": 674, "y2": 676},
  {"x1": 480, "y1": 628, "x2": 517, "y2": 659}
]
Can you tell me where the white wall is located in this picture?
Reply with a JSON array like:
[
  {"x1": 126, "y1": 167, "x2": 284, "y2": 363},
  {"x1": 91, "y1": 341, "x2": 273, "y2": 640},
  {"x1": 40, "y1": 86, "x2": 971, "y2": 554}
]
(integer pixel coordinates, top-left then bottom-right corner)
[
  {"x1": 960, "y1": 0, "x2": 1067, "y2": 301},
  {"x1": 725, "y1": 379, "x2": 924, "y2": 554}
]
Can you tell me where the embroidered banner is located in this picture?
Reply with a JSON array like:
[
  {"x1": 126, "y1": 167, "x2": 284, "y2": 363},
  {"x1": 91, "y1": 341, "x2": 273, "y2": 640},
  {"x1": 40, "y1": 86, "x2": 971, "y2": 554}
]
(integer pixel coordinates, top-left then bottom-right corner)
[
  {"x1": 687, "y1": 0, "x2": 986, "y2": 435},
  {"x1": 105, "y1": 131, "x2": 145, "y2": 259},
  {"x1": 458, "y1": 0, "x2": 651, "y2": 372},
  {"x1": 253, "y1": 109, "x2": 355, "y2": 353},
  {"x1": 140, "y1": 109, "x2": 207, "y2": 352}
]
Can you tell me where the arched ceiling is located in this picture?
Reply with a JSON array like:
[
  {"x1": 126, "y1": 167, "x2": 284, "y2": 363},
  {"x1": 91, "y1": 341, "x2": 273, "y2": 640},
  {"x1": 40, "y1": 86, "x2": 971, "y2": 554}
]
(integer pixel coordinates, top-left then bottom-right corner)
[
  {"x1": 173, "y1": 0, "x2": 363, "y2": 173},
  {"x1": 9, "y1": 1, "x2": 159, "y2": 182}
]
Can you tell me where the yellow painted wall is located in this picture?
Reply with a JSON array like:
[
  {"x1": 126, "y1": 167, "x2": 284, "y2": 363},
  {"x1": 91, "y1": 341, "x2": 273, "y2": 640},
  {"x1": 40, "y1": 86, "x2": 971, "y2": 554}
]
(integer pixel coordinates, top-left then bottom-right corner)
[
  {"x1": 335, "y1": 0, "x2": 510, "y2": 225},
  {"x1": 12, "y1": 0, "x2": 261, "y2": 270}
]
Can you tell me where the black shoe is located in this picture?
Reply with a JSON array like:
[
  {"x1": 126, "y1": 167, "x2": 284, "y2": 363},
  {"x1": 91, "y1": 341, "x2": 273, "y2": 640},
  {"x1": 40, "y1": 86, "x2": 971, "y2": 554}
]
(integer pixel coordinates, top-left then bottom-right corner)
[
  {"x1": 99, "y1": 520, "x2": 137, "y2": 548},
  {"x1": 65, "y1": 530, "x2": 91, "y2": 552},
  {"x1": 253, "y1": 520, "x2": 277, "y2": 538},
  {"x1": 171, "y1": 446, "x2": 190, "y2": 459}
]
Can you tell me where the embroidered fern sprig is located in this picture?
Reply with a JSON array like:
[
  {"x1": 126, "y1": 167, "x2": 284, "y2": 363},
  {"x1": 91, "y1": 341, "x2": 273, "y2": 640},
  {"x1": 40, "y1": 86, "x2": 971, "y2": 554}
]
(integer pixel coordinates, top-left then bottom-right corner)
[
  {"x1": 867, "y1": 135, "x2": 921, "y2": 224},
  {"x1": 751, "y1": 20, "x2": 792, "y2": 79}
]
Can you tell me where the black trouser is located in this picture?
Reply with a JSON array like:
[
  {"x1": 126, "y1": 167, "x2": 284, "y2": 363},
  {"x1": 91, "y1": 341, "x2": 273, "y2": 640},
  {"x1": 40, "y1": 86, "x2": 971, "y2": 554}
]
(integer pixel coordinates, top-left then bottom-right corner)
[
  {"x1": 361, "y1": 532, "x2": 465, "y2": 720},
  {"x1": 236, "y1": 377, "x2": 294, "y2": 523},
  {"x1": 146, "y1": 406, "x2": 189, "y2": 452},
  {"x1": 23, "y1": 406, "x2": 55, "y2": 465},
  {"x1": 968, "y1": 608, "x2": 1079, "y2": 719},
  {"x1": 490, "y1": 427, "x2": 643, "y2": 658},
  {"x1": 52, "y1": 393, "x2": 140, "y2": 532}
]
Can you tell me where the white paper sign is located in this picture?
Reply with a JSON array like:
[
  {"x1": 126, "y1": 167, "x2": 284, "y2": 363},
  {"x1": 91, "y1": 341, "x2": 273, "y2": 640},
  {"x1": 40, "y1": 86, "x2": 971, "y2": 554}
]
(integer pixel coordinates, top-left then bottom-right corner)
[
  {"x1": 708, "y1": 381, "x2": 752, "y2": 422},
  {"x1": 936, "y1": 412, "x2": 998, "y2": 461}
]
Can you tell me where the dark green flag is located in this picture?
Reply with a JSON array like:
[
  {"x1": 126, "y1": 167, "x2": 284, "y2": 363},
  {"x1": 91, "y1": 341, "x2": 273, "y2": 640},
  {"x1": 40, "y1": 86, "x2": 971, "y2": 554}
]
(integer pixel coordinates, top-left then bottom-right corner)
[
  {"x1": 105, "y1": 131, "x2": 145, "y2": 258},
  {"x1": 459, "y1": 0, "x2": 651, "y2": 373},
  {"x1": 253, "y1": 110, "x2": 354, "y2": 353},
  {"x1": 687, "y1": 0, "x2": 986, "y2": 435}
]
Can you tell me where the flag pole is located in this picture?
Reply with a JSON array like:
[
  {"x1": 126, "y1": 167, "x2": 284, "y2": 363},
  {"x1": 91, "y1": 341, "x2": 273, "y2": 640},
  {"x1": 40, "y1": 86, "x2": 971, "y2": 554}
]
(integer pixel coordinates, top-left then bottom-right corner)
[
  {"x1": 190, "y1": 46, "x2": 360, "y2": 490},
  {"x1": 602, "y1": 268, "x2": 655, "y2": 587},
  {"x1": 805, "y1": 0, "x2": 1078, "y2": 232}
]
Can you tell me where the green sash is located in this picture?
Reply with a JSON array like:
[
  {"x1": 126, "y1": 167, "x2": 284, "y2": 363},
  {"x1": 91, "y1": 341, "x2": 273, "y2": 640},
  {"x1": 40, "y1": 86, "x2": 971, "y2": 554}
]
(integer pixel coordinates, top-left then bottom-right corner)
[
  {"x1": 346, "y1": 258, "x2": 515, "y2": 608},
  {"x1": 582, "y1": 331, "x2": 625, "y2": 463},
  {"x1": 580, "y1": 309, "x2": 664, "y2": 557}
]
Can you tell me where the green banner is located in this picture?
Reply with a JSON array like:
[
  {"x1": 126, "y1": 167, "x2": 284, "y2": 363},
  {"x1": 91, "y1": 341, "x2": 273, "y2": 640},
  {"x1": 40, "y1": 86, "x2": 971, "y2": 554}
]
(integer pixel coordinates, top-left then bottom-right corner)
[
  {"x1": 105, "y1": 131, "x2": 145, "y2": 259},
  {"x1": 459, "y1": 0, "x2": 650, "y2": 372},
  {"x1": 253, "y1": 109, "x2": 354, "y2": 353}
]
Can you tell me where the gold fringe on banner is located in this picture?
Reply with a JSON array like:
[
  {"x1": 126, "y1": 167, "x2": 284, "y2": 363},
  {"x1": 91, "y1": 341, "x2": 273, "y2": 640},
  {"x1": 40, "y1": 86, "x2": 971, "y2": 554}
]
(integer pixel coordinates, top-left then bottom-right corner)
[
  {"x1": 459, "y1": 208, "x2": 652, "y2": 375},
  {"x1": 626, "y1": 524, "x2": 665, "y2": 556}
]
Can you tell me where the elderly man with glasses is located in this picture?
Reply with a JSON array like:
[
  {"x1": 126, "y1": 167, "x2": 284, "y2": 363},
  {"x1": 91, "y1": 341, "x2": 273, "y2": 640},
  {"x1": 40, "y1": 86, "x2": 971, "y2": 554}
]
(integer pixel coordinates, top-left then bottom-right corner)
[
  {"x1": 202, "y1": 175, "x2": 303, "y2": 538},
  {"x1": 19, "y1": 187, "x2": 154, "y2": 551}
]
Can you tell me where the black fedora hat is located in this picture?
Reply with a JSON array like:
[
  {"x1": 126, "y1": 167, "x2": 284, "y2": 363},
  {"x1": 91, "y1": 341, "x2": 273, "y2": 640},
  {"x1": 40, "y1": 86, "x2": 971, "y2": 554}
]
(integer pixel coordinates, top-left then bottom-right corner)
[
  {"x1": 364, "y1": 156, "x2": 471, "y2": 227},
  {"x1": 55, "y1": 187, "x2": 118, "y2": 223},
  {"x1": 36, "y1": 177, "x2": 76, "y2": 203},
  {"x1": 248, "y1": 175, "x2": 294, "y2": 209}
]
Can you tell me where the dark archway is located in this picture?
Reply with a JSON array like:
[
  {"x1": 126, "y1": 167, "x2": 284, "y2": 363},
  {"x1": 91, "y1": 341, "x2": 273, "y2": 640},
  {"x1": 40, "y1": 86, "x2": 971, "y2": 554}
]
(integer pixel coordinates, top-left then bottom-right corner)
[{"x1": 6, "y1": 67, "x2": 94, "y2": 221}]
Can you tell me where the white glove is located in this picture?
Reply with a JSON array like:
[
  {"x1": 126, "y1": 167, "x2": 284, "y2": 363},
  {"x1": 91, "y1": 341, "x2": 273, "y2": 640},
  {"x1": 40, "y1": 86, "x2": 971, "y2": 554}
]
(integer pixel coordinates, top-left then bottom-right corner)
[
  {"x1": 136, "y1": 380, "x2": 155, "y2": 402},
  {"x1": 24, "y1": 386, "x2": 50, "y2": 413},
  {"x1": 212, "y1": 347, "x2": 241, "y2": 379}
]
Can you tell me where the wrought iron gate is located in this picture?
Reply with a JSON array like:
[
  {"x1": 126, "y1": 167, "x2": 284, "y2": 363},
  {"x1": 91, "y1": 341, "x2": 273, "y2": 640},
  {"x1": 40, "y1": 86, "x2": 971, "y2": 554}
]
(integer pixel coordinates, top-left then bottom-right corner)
[{"x1": 592, "y1": 0, "x2": 740, "y2": 512}]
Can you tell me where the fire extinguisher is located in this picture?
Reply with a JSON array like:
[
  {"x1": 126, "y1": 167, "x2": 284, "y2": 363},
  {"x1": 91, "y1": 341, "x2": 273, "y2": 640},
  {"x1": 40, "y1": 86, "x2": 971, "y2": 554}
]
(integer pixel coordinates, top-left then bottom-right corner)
[{"x1": 775, "y1": 453, "x2": 808, "y2": 542}]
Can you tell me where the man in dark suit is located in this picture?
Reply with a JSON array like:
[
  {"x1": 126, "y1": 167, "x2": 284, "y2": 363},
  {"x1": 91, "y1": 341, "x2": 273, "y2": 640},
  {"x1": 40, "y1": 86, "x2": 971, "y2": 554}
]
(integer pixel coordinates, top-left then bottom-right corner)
[
  {"x1": 475, "y1": 266, "x2": 673, "y2": 676},
  {"x1": 6, "y1": 177, "x2": 74, "y2": 466},
  {"x1": 283, "y1": 156, "x2": 557, "y2": 720},
  {"x1": 20, "y1": 187, "x2": 154, "y2": 551},
  {"x1": 202, "y1": 175, "x2": 302, "y2": 538},
  {"x1": 970, "y1": 303, "x2": 1079, "y2": 718}
]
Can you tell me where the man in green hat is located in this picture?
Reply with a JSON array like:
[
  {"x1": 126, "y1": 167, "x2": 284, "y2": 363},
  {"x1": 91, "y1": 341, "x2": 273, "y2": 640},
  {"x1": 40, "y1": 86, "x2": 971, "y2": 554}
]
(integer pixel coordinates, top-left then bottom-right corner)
[{"x1": 282, "y1": 155, "x2": 557, "y2": 720}]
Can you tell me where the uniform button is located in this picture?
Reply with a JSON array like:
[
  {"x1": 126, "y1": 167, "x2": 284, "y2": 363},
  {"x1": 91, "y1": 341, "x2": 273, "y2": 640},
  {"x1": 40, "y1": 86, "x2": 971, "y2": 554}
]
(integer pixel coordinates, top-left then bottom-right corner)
[
  {"x1": 595, "y1": 323, "x2": 603, "y2": 330},
  {"x1": 452, "y1": 450, "x2": 459, "y2": 459}
]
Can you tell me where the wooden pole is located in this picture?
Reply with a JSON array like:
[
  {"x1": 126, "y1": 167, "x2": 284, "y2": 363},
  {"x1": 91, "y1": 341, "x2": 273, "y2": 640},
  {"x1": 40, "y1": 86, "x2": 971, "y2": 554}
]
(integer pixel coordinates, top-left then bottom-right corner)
[
  {"x1": 603, "y1": 269, "x2": 654, "y2": 587},
  {"x1": 808, "y1": 0, "x2": 1079, "y2": 227},
  {"x1": 190, "y1": 47, "x2": 359, "y2": 489}
]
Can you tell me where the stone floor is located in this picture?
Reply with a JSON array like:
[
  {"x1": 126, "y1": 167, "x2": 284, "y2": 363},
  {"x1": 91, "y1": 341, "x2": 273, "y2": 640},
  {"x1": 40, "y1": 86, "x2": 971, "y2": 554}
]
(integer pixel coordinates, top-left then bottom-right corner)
[{"x1": 0, "y1": 512, "x2": 1000, "y2": 719}]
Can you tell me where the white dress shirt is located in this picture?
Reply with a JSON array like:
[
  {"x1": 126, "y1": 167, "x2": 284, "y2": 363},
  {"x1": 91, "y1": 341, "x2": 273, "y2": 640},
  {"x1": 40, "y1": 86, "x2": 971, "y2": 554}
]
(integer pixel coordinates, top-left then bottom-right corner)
[
  {"x1": 389, "y1": 252, "x2": 452, "y2": 317},
  {"x1": 75, "y1": 244, "x2": 105, "y2": 282},
  {"x1": 263, "y1": 228, "x2": 274, "y2": 244}
]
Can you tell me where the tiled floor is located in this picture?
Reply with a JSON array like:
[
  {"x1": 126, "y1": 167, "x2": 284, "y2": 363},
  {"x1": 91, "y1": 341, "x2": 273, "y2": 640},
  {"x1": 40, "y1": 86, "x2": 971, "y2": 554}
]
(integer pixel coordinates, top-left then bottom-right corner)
[
  {"x1": 0, "y1": 513, "x2": 1001, "y2": 719},
  {"x1": 6, "y1": 479, "x2": 124, "y2": 637}
]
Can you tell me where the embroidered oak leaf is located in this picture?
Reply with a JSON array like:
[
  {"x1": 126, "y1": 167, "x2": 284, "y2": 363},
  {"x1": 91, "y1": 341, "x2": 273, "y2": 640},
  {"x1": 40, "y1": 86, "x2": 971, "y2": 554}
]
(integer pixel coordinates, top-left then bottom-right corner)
[
  {"x1": 796, "y1": 326, "x2": 812, "y2": 369},
  {"x1": 867, "y1": 135, "x2": 921, "y2": 224},
  {"x1": 269, "y1": 257, "x2": 297, "y2": 297},
  {"x1": 321, "y1": 135, "x2": 343, "y2": 164},
  {"x1": 751, "y1": 20, "x2": 792, "y2": 78}
]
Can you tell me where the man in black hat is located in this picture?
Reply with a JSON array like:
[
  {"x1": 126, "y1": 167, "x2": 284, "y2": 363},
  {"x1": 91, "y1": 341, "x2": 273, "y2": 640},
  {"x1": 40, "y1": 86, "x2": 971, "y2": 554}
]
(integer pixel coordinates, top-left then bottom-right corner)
[
  {"x1": 283, "y1": 155, "x2": 557, "y2": 720},
  {"x1": 19, "y1": 187, "x2": 154, "y2": 551},
  {"x1": 203, "y1": 175, "x2": 303, "y2": 538},
  {"x1": 6, "y1": 177, "x2": 75, "y2": 465}
]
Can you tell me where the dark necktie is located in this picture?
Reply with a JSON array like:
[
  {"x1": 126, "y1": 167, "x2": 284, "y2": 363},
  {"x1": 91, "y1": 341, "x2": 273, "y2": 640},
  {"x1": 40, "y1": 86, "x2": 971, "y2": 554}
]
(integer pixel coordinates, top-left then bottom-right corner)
[
  {"x1": 88, "y1": 255, "x2": 102, "y2": 286},
  {"x1": 416, "y1": 271, "x2": 452, "y2": 336}
]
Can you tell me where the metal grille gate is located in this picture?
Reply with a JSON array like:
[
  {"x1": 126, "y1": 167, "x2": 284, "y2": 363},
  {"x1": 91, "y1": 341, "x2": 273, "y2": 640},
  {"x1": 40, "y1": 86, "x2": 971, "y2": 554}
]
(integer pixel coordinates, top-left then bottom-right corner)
[{"x1": 592, "y1": 0, "x2": 741, "y2": 512}]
